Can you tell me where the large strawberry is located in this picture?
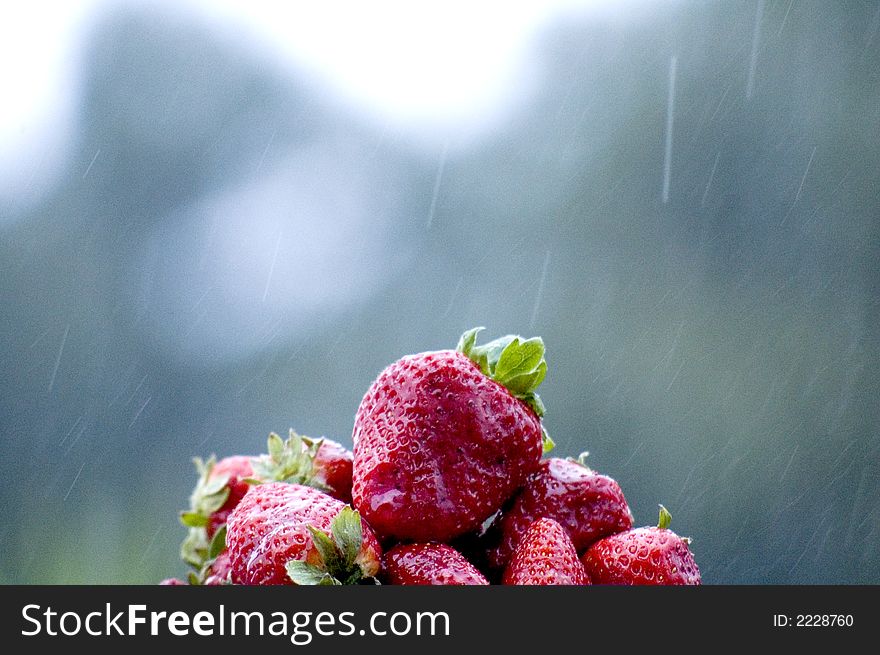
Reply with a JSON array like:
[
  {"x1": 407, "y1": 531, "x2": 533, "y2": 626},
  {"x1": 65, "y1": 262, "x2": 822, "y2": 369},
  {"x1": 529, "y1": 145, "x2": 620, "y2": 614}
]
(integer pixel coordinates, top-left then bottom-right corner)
[
  {"x1": 503, "y1": 518, "x2": 590, "y2": 585},
  {"x1": 581, "y1": 505, "x2": 701, "y2": 585},
  {"x1": 352, "y1": 328, "x2": 553, "y2": 542},
  {"x1": 383, "y1": 543, "x2": 489, "y2": 585},
  {"x1": 488, "y1": 455, "x2": 633, "y2": 569},
  {"x1": 226, "y1": 482, "x2": 381, "y2": 585}
]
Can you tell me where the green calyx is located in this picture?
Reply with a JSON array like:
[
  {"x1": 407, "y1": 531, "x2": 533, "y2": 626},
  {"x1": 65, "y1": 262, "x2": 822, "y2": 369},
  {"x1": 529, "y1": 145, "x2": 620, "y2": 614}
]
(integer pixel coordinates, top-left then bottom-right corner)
[
  {"x1": 180, "y1": 527, "x2": 209, "y2": 570},
  {"x1": 567, "y1": 451, "x2": 591, "y2": 469},
  {"x1": 180, "y1": 456, "x2": 231, "y2": 530},
  {"x1": 181, "y1": 524, "x2": 228, "y2": 585},
  {"x1": 249, "y1": 430, "x2": 330, "y2": 491},
  {"x1": 179, "y1": 456, "x2": 232, "y2": 577},
  {"x1": 457, "y1": 327, "x2": 553, "y2": 453},
  {"x1": 657, "y1": 504, "x2": 672, "y2": 530},
  {"x1": 457, "y1": 328, "x2": 548, "y2": 410},
  {"x1": 285, "y1": 507, "x2": 377, "y2": 586}
]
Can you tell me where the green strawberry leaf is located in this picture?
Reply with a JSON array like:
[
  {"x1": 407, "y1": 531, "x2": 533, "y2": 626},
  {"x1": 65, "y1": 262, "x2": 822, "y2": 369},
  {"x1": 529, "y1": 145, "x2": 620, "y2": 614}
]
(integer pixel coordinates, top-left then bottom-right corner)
[
  {"x1": 455, "y1": 327, "x2": 484, "y2": 361},
  {"x1": 267, "y1": 432, "x2": 284, "y2": 460},
  {"x1": 208, "y1": 525, "x2": 227, "y2": 560},
  {"x1": 178, "y1": 455, "x2": 236, "y2": 577},
  {"x1": 201, "y1": 474, "x2": 231, "y2": 498},
  {"x1": 297, "y1": 507, "x2": 371, "y2": 585},
  {"x1": 520, "y1": 391, "x2": 546, "y2": 418},
  {"x1": 250, "y1": 430, "x2": 331, "y2": 492},
  {"x1": 456, "y1": 328, "x2": 549, "y2": 419},
  {"x1": 180, "y1": 527, "x2": 209, "y2": 569},
  {"x1": 501, "y1": 364, "x2": 547, "y2": 396},
  {"x1": 541, "y1": 427, "x2": 555, "y2": 454},
  {"x1": 330, "y1": 507, "x2": 363, "y2": 569},
  {"x1": 180, "y1": 511, "x2": 209, "y2": 528},
  {"x1": 479, "y1": 337, "x2": 513, "y2": 376},
  {"x1": 308, "y1": 526, "x2": 343, "y2": 573},
  {"x1": 286, "y1": 561, "x2": 341, "y2": 586},
  {"x1": 181, "y1": 456, "x2": 231, "y2": 528},
  {"x1": 495, "y1": 337, "x2": 544, "y2": 380},
  {"x1": 658, "y1": 504, "x2": 672, "y2": 530}
]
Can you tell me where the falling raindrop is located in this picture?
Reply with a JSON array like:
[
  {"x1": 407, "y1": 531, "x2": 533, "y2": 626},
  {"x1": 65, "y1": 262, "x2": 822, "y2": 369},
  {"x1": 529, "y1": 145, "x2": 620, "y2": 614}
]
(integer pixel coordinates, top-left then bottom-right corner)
[
  {"x1": 427, "y1": 140, "x2": 449, "y2": 229},
  {"x1": 662, "y1": 55, "x2": 677, "y2": 203}
]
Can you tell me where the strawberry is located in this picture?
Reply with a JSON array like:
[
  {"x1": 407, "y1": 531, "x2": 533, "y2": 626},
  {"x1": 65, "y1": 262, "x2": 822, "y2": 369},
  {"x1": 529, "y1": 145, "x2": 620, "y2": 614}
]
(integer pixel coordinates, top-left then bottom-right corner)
[
  {"x1": 178, "y1": 431, "x2": 354, "y2": 583},
  {"x1": 251, "y1": 430, "x2": 354, "y2": 503},
  {"x1": 179, "y1": 455, "x2": 253, "y2": 582},
  {"x1": 203, "y1": 549, "x2": 234, "y2": 585},
  {"x1": 581, "y1": 505, "x2": 701, "y2": 585},
  {"x1": 488, "y1": 455, "x2": 633, "y2": 569},
  {"x1": 312, "y1": 438, "x2": 354, "y2": 503},
  {"x1": 503, "y1": 518, "x2": 590, "y2": 585},
  {"x1": 226, "y1": 482, "x2": 381, "y2": 585},
  {"x1": 182, "y1": 455, "x2": 254, "y2": 539},
  {"x1": 352, "y1": 328, "x2": 553, "y2": 542},
  {"x1": 160, "y1": 551, "x2": 231, "y2": 586},
  {"x1": 383, "y1": 543, "x2": 489, "y2": 585}
]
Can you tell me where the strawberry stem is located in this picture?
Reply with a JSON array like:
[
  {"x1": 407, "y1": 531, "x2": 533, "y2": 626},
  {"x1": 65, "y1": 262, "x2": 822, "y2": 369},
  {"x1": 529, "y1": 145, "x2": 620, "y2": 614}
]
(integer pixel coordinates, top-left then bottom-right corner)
[{"x1": 658, "y1": 504, "x2": 672, "y2": 530}]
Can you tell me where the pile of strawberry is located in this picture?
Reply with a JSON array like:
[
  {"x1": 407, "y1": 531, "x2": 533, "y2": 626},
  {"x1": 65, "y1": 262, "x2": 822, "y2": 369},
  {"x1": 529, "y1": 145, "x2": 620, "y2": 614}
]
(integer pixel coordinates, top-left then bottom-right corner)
[{"x1": 163, "y1": 328, "x2": 700, "y2": 586}]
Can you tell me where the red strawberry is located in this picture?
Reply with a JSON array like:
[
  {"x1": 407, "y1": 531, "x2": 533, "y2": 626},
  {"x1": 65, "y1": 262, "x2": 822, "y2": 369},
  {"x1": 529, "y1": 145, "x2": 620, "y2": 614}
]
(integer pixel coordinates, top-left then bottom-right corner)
[
  {"x1": 313, "y1": 438, "x2": 354, "y2": 503},
  {"x1": 204, "y1": 456, "x2": 254, "y2": 537},
  {"x1": 251, "y1": 430, "x2": 354, "y2": 503},
  {"x1": 178, "y1": 431, "x2": 354, "y2": 584},
  {"x1": 352, "y1": 328, "x2": 553, "y2": 542},
  {"x1": 488, "y1": 455, "x2": 633, "y2": 569},
  {"x1": 503, "y1": 518, "x2": 590, "y2": 585},
  {"x1": 179, "y1": 455, "x2": 254, "y2": 580},
  {"x1": 581, "y1": 505, "x2": 701, "y2": 585},
  {"x1": 226, "y1": 482, "x2": 381, "y2": 585},
  {"x1": 203, "y1": 549, "x2": 234, "y2": 585},
  {"x1": 181, "y1": 455, "x2": 254, "y2": 539},
  {"x1": 383, "y1": 543, "x2": 489, "y2": 585}
]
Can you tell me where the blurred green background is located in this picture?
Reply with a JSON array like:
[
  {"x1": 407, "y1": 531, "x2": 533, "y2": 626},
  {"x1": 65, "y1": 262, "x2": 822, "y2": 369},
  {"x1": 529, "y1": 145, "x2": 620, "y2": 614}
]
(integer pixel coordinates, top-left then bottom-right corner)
[{"x1": 1, "y1": 0, "x2": 878, "y2": 584}]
